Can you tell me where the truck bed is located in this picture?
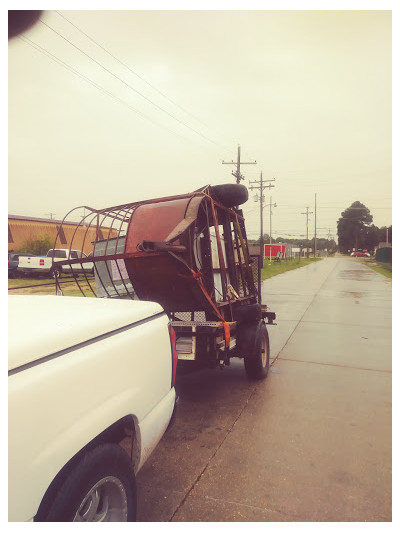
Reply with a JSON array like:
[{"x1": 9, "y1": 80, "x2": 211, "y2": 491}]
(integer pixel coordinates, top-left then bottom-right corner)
[{"x1": 8, "y1": 295, "x2": 165, "y2": 373}]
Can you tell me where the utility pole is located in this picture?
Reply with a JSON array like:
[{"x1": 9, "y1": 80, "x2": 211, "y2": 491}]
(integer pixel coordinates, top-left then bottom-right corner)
[
  {"x1": 314, "y1": 193, "x2": 317, "y2": 257},
  {"x1": 249, "y1": 173, "x2": 275, "y2": 262},
  {"x1": 268, "y1": 196, "x2": 277, "y2": 245},
  {"x1": 46, "y1": 213, "x2": 56, "y2": 220},
  {"x1": 222, "y1": 145, "x2": 256, "y2": 183},
  {"x1": 301, "y1": 206, "x2": 313, "y2": 258}
]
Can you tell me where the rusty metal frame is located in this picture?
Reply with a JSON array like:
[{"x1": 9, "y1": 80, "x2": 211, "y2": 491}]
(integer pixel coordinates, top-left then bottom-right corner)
[{"x1": 54, "y1": 186, "x2": 259, "y2": 320}]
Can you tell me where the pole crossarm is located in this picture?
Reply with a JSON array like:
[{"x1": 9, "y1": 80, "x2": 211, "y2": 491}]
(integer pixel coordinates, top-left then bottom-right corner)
[{"x1": 222, "y1": 145, "x2": 257, "y2": 183}]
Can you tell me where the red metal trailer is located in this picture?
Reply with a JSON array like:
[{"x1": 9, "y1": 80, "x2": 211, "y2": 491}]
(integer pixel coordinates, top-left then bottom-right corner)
[{"x1": 53, "y1": 184, "x2": 276, "y2": 379}]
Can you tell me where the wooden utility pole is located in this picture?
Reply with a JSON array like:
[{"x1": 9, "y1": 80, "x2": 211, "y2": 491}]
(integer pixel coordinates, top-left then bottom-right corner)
[
  {"x1": 268, "y1": 195, "x2": 278, "y2": 245},
  {"x1": 301, "y1": 206, "x2": 313, "y2": 258},
  {"x1": 249, "y1": 173, "x2": 275, "y2": 262},
  {"x1": 222, "y1": 145, "x2": 256, "y2": 183},
  {"x1": 314, "y1": 193, "x2": 317, "y2": 257}
]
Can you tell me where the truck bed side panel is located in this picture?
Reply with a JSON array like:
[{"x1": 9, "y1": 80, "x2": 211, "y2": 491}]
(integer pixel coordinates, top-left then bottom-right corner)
[{"x1": 8, "y1": 313, "x2": 173, "y2": 522}]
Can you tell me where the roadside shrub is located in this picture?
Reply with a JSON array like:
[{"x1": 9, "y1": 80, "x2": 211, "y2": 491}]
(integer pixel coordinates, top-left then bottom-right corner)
[
  {"x1": 376, "y1": 247, "x2": 392, "y2": 263},
  {"x1": 18, "y1": 235, "x2": 54, "y2": 255}
]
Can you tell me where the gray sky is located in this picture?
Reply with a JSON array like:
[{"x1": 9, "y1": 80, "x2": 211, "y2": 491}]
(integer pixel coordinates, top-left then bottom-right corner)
[{"x1": 8, "y1": 8, "x2": 392, "y2": 241}]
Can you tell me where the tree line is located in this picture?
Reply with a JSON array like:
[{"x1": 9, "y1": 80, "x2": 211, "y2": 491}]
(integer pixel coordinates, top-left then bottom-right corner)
[
  {"x1": 249, "y1": 235, "x2": 337, "y2": 254},
  {"x1": 336, "y1": 201, "x2": 391, "y2": 253},
  {"x1": 249, "y1": 200, "x2": 391, "y2": 255}
]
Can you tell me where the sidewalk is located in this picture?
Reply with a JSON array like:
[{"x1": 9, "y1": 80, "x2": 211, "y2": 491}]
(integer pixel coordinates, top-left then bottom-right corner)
[
  {"x1": 137, "y1": 257, "x2": 392, "y2": 521},
  {"x1": 173, "y1": 257, "x2": 392, "y2": 521}
]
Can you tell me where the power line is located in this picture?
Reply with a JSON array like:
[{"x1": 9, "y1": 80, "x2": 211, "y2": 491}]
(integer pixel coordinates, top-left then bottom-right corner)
[
  {"x1": 55, "y1": 10, "x2": 209, "y2": 130},
  {"x1": 39, "y1": 18, "x2": 227, "y2": 151},
  {"x1": 19, "y1": 36, "x2": 202, "y2": 146}
]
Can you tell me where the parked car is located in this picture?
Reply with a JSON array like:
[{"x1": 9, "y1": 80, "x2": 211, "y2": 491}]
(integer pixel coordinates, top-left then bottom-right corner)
[
  {"x1": 8, "y1": 252, "x2": 32, "y2": 278},
  {"x1": 351, "y1": 252, "x2": 370, "y2": 257}
]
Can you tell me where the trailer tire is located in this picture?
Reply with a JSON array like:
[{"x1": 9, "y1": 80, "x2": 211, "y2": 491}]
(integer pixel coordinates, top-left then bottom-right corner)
[
  {"x1": 36, "y1": 443, "x2": 136, "y2": 522},
  {"x1": 234, "y1": 303, "x2": 262, "y2": 323},
  {"x1": 210, "y1": 184, "x2": 248, "y2": 207},
  {"x1": 239, "y1": 320, "x2": 270, "y2": 380}
]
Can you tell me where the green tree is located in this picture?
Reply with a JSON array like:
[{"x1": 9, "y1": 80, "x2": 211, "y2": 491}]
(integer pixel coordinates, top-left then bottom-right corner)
[
  {"x1": 18, "y1": 235, "x2": 54, "y2": 255},
  {"x1": 337, "y1": 202, "x2": 373, "y2": 252}
]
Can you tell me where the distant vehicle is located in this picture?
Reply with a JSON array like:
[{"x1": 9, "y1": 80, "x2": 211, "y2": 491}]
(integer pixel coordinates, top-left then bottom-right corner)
[
  {"x1": 8, "y1": 252, "x2": 32, "y2": 278},
  {"x1": 351, "y1": 251, "x2": 370, "y2": 257},
  {"x1": 17, "y1": 249, "x2": 94, "y2": 278}
]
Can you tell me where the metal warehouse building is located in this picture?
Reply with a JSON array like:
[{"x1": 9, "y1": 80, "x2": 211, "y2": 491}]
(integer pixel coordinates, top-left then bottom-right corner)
[{"x1": 8, "y1": 215, "x2": 108, "y2": 255}]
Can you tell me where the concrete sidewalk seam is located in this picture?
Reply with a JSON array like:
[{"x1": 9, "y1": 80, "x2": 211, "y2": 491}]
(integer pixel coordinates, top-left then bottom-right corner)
[
  {"x1": 169, "y1": 384, "x2": 259, "y2": 521},
  {"x1": 278, "y1": 357, "x2": 392, "y2": 373},
  {"x1": 300, "y1": 320, "x2": 392, "y2": 329}
]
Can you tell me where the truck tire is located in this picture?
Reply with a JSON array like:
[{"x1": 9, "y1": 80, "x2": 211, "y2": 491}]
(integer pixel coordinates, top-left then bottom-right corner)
[
  {"x1": 50, "y1": 266, "x2": 61, "y2": 279},
  {"x1": 38, "y1": 443, "x2": 136, "y2": 522},
  {"x1": 239, "y1": 320, "x2": 270, "y2": 380},
  {"x1": 210, "y1": 184, "x2": 248, "y2": 207}
]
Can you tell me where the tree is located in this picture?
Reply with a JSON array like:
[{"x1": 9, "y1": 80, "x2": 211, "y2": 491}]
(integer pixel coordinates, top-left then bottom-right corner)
[
  {"x1": 337, "y1": 201, "x2": 373, "y2": 252},
  {"x1": 363, "y1": 224, "x2": 381, "y2": 250},
  {"x1": 18, "y1": 235, "x2": 54, "y2": 255}
]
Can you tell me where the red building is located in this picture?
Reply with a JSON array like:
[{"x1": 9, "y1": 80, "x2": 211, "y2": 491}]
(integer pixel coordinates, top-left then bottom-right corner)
[{"x1": 264, "y1": 243, "x2": 286, "y2": 259}]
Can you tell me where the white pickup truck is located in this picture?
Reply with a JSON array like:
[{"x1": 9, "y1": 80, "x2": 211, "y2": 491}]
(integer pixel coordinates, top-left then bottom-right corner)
[
  {"x1": 8, "y1": 295, "x2": 178, "y2": 522},
  {"x1": 17, "y1": 248, "x2": 94, "y2": 278}
]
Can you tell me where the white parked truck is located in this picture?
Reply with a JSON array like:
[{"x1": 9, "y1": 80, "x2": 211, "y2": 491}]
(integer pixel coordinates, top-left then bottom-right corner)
[
  {"x1": 17, "y1": 249, "x2": 94, "y2": 278},
  {"x1": 8, "y1": 295, "x2": 178, "y2": 522}
]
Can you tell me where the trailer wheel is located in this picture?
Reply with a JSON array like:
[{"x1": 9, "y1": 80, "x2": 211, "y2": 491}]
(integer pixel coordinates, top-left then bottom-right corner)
[
  {"x1": 210, "y1": 184, "x2": 248, "y2": 207},
  {"x1": 37, "y1": 443, "x2": 136, "y2": 522},
  {"x1": 234, "y1": 303, "x2": 262, "y2": 324},
  {"x1": 240, "y1": 321, "x2": 270, "y2": 380}
]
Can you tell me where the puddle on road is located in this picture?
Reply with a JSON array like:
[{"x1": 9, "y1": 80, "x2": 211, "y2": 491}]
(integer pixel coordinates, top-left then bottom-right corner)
[
  {"x1": 340, "y1": 291, "x2": 365, "y2": 299},
  {"x1": 338, "y1": 269, "x2": 375, "y2": 281}
]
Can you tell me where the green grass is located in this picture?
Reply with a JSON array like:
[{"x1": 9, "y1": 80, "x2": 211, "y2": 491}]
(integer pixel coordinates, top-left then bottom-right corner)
[
  {"x1": 8, "y1": 275, "x2": 96, "y2": 297},
  {"x1": 260, "y1": 256, "x2": 323, "y2": 281},
  {"x1": 362, "y1": 259, "x2": 392, "y2": 279}
]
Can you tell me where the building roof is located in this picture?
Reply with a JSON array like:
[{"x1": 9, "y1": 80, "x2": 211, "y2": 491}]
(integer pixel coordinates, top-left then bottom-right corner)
[{"x1": 8, "y1": 214, "x2": 81, "y2": 226}]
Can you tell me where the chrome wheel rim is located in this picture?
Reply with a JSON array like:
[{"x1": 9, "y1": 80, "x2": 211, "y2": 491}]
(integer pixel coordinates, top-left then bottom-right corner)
[{"x1": 74, "y1": 476, "x2": 128, "y2": 522}]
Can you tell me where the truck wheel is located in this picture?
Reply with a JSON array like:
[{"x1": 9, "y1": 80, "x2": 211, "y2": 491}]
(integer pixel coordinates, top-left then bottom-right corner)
[
  {"x1": 39, "y1": 443, "x2": 136, "y2": 522},
  {"x1": 50, "y1": 266, "x2": 61, "y2": 279},
  {"x1": 241, "y1": 321, "x2": 270, "y2": 380},
  {"x1": 210, "y1": 184, "x2": 248, "y2": 207}
]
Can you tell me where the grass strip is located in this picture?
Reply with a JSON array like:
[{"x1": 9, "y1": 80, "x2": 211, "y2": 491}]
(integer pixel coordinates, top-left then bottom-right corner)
[
  {"x1": 362, "y1": 259, "x2": 392, "y2": 279},
  {"x1": 260, "y1": 257, "x2": 323, "y2": 281},
  {"x1": 8, "y1": 277, "x2": 96, "y2": 297}
]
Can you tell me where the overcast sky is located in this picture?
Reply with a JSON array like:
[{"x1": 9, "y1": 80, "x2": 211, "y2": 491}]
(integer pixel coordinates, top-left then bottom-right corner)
[{"x1": 8, "y1": 7, "x2": 392, "y2": 241}]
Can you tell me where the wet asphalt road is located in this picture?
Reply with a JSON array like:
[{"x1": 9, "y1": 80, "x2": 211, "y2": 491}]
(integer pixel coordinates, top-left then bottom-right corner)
[{"x1": 136, "y1": 257, "x2": 392, "y2": 521}]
